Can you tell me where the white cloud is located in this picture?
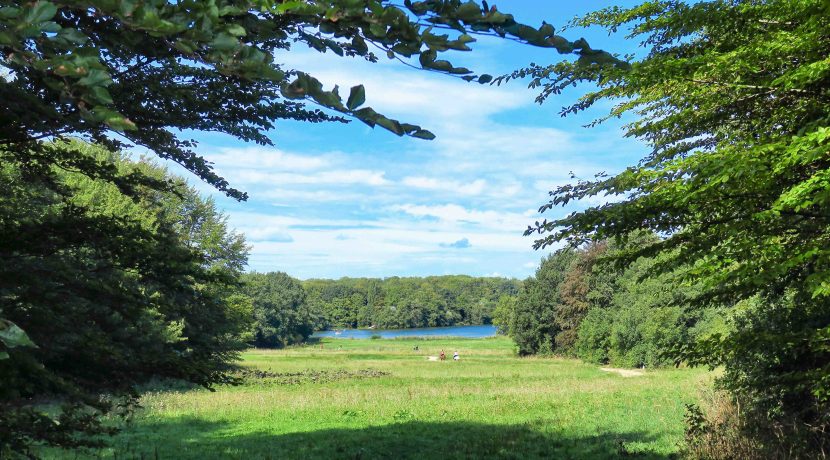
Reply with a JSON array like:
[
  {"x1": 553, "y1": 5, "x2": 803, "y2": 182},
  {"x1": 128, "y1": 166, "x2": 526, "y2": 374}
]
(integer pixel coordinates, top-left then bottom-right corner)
[
  {"x1": 433, "y1": 123, "x2": 574, "y2": 158},
  {"x1": 224, "y1": 169, "x2": 390, "y2": 187},
  {"x1": 208, "y1": 147, "x2": 330, "y2": 171},
  {"x1": 392, "y1": 203, "x2": 531, "y2": 231},
  {"x1": 402, "y1": 177, "x2": 487, "y2": 196}
]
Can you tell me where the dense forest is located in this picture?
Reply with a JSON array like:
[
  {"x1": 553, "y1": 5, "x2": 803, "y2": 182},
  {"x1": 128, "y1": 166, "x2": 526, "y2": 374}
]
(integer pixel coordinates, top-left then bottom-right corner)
[
  {"x1": 303, "y1": 276, "x2": 521, "y2": 329},
  {"x1": 496, "y1": 234, "x2": 726, "y2": 368}
]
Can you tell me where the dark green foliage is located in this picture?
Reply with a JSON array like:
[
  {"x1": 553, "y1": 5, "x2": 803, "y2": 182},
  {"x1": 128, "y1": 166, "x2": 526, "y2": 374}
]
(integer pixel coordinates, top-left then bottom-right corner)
[
  {"x1": 556, "y1": 241, "x2": 610, "y2": 352},
  {"x1": 243, "y1": 272, "x2": 316, "y2": 348},
  {"x1": 507, "y1": 236, "x2": 715, "y2": 366},
  {"x1": 0, "y1": 143, "x2": 250, "y2": 455},
  {"x1": 684, "y1": 292, "x2": 830, "y2": 455},
  {"x1": 512, "y1": 1, "x2": 830, "y2": 454},
  {"x1": 573, "y1": 309, "x2": 612, "y2": 364},
  {"x1": 510, "y1": 250, "x2": 576, "y2": 355},
  {"x1": 580, "y1": 251, "x2": 703, "y2": 368},
  {"x1": 303, "y1": 276, "x2": 521, "y2": 330}
]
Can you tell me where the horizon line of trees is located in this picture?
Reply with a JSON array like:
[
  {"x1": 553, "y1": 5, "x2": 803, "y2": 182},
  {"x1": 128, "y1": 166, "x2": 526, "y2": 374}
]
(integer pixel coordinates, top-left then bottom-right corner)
[
  {"x1": 234, "y1": 272, "x2": 524, "y2": 349},
  {"x1": 302, "y1": 275, "x2": 522, "y2": 330}
]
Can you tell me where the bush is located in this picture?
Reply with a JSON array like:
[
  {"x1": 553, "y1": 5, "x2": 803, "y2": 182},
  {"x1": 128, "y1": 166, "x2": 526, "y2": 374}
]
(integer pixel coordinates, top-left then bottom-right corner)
[
  {"x1": 684, "y1": 395, "x2": 764, "y2": 460},
  {"x1": 684, "y1": 390, "x2": 830, "y2": 460},
  {"x1": 575, "y1": 309, "x2": 612, "y2": 364}
]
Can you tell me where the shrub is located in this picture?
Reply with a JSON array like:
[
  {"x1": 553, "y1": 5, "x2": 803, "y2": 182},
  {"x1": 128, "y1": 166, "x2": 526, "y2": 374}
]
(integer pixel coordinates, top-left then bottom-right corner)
[{"x1": 575, "y1": 309, "x2": 612, "y2": 364}]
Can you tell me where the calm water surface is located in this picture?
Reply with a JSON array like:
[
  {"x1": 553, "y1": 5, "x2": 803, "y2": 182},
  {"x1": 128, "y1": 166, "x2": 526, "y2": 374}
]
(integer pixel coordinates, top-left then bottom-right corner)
[{"x1": 312, "y1": 325, "x2": 497, "y2": 339}]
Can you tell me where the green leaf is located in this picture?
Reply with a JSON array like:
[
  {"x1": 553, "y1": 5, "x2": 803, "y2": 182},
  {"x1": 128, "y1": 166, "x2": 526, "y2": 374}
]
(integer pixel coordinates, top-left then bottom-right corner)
[
  {"x1": 456, "y1": 2, "x2": 482, "y2": 22},
  {"x1": 325, "y1": 39, "x2": 344, "y2": 56},
  {"x1": 211, "y1": 33, "x2": 238, "y2": 51},
  {"x1": 426, "y1": 59, "x2": 453, "y2": 72},
  {"x1": 346, "y1": 85, "x2": 366, "y2": 110},
  {"x1": 88, "y1": 86, "x2": 114, "y2": 104},
  {"x1": 0, "y1": 319, "x2": 36, "y2": 349},
  {"x1": 91, "y1": 106, "x2": 136, "y2": 131},
  {"x1": 411, "y1": 129, "x2": 436, "y2": 140},
  {"x1": 39, "y1": 21, "x2": 61, "y2": 33},
  {"x1": 77, "y1": 69, "x2": 112, "y2": 87},
  {"x1": 24, "y1": 1, "x2": 57, "y2": 24},
  {"x1": 275, "y1": 0, "x2": 306, "y2": 14},
  {"x1": 0, "y1": 6, "x2": 21, "y2": 20},
  {"x1": 375, "y1": 116, "x2": 404, "y2": 135},
  {"x1": 352, "y1": 36, "x2": 368, "y2": 54},
  {"x1": 368, "y1": 23, "x2": 386, "y2": 37},
  {"x1": 55, "y1": 28, "x2": 88, "y2": 45},
  {"x1": 226, "y1": 24, "x2": 247, "y2": 37},
  {"x1": 354, "y1": 107, "x2": 379, "y2": 127},
  {"x1": 419, "y1": 50, "x2": 437, "y2": 67}
]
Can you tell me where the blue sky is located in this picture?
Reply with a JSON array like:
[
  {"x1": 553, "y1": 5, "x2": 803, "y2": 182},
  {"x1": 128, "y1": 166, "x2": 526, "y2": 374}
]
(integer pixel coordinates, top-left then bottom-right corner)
[{"x1": 166, "y1": 1, "x2": 647, "y2": 280}]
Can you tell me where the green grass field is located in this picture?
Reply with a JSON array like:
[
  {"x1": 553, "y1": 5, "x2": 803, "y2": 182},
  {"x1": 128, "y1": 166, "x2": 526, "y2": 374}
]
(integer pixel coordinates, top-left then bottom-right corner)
[{"x1": 48, "y1": 337, "x2": 712, "y2": 459}]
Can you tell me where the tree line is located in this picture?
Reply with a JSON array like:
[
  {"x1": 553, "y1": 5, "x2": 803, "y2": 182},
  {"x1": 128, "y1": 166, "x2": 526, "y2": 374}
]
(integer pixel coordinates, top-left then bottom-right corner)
[
  {"x1": 495, "y1": 234, "x2": 725, "y2": 368},
  {"x1": 239, "y1": 273, "x2": 521, "y2": 347},
  {"x1": 303, "y1": 276, "x2": 521, "y2": 330}
]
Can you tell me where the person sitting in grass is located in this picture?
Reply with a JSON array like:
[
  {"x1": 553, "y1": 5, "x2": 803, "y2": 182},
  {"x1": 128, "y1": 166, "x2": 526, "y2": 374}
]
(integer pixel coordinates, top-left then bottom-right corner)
[{"x1": 453, "y1": 351, "x2": 460, "y2": 361}]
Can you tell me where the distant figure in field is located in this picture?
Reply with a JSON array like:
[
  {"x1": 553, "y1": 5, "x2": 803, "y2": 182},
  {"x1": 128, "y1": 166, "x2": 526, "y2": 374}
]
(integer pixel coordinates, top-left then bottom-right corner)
[
  {"x1": 453, "y1": 351, "x2": 459, "y2": 361},
  {"x1": 439, "y1": 350, "x2": 446, "y2": 361},
  {"x1": 413, "y1": 345, "x2": 419, "y2": 352}
]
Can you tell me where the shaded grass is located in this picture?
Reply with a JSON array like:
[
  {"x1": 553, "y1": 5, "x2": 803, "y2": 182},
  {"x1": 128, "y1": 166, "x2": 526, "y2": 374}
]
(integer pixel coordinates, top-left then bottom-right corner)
[{"x1": 44, "y1": 337, "x2": 712, "y2": 459}]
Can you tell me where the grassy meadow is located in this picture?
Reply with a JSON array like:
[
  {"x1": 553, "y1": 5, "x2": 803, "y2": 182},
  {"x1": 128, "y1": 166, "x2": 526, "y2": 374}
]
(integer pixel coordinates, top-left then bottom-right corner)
[{"x1": 48, "y1": 337, "x2": 712, "y2": 459}]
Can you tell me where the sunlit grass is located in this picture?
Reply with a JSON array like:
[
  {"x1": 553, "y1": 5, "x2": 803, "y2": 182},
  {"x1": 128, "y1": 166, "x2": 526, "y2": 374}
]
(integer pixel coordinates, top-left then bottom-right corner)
[{"x1": 47, "y1": 337, "x2": 712, "y2": 459}]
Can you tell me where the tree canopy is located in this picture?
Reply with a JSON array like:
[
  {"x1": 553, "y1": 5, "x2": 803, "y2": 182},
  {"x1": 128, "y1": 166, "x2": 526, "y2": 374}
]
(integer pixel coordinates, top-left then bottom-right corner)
[
  {"x1": 243, "y1": 271, "x2": 316, "y2": 348},
  {"x1": 0, "y1": 0, "x2": 625, "y2": 200},
  {"x1": 513, "y1": 0, "x2": 830, "y2": 454},
  {"x1": 303, "y1": 275, "x2": 521, "y2": 329},
  {"x1": 502, "y1": 236, "x2": 716, "y2": 367},
  {"x1": 0, "y1": 142, "x2": 251, "y2": 454}
]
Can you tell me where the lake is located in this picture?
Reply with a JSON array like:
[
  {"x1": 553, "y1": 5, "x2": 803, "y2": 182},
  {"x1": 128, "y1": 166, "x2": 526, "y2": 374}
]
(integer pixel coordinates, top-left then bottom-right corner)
[{"x1": 312, "y1": 324, "x2": 498, "y2": 339}]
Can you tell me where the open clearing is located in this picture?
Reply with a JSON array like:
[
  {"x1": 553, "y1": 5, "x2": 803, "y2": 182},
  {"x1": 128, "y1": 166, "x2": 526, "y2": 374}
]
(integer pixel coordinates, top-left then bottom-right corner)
[{"x1": 46, "y1": 337, "x2": 711, "y2": 459}]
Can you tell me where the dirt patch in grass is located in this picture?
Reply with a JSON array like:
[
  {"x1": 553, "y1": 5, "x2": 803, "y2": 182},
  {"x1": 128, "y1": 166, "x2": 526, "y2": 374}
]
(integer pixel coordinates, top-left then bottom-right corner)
[{"x1": 599, "y1": 367, "x2": 645, "y2": 377}]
